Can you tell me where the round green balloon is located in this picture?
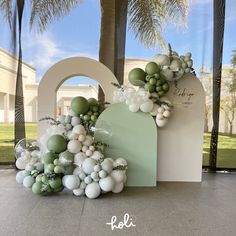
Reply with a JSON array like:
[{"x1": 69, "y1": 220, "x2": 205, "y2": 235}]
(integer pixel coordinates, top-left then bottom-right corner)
[
  {"x1": 49, "y1": 177, "x2": 62, "y2": 189},
  {"x1": 88, "y1": 98, "x2": 98, "y2": 106},
  {"x1": 32, "y1": 182, "x2": 42, "y2": 195},
  {"x1": 71, "y1": 96, "x2": 89, "y2": 115},
  {"x1": 47, "y1": 135, "x2": 67, "y2": 154},
  {"x1": 43, "y1": 152, "x2": 56, "y2": 164},
  {"x1": 128, "y1": 68, "x2": 146, "y2": 86},
  {"x1": 145, "y1": 62, "x2": 160, "y2": 75},
  {"x1": 162, "y1": 83, "x2": 170, "y2": 92}
]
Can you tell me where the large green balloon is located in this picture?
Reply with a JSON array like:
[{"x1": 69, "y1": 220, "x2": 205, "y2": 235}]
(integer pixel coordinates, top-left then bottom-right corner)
[
  {"x1": 47, "y1": 135, "x2": 67, "y2": 154},
  {"x1": 128, "y1": 68, "x2": 146, "y2": 86},
  {"x1": 32, "y1": 181, "x2": 42, "y2": 195},
  {"x1": 71, "y1": 96, "x2": 89, "y2": 115},
  {"x1": 145, "y1": 62, "x2": 160, "y2": 75},
  {"x1": 59, "y1": 150, "x2": 74, "y2": 167}
]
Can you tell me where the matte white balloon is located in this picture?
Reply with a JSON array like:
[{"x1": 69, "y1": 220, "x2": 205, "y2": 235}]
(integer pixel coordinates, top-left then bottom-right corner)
[
  {"x1": 150, "y1": 104, "x2": 159, "y2": 116},
  {"x1": 85, "y1": 182, "x2": 101, "y2": 199},
  {"x1": 74, "y1": 152, "x2": 87, "y2": 166},
  {"x1": 90, "y1": 151, "x2": 103, "y2": 161},
  {"x1": 112, "y1": 182, "x2": 124, "y2": 193},
  {"x1": 156, "y1": 118, "x2": 168, "y2": 127},
  {"x1": 67, "y1": 140, "x2": 82, "y2": 154},
  {"x1": 99, "y1": 176, "x2": 115, "y2": 192},
  {"x1": 73, "y1": 188, "x2": 84, "y2": 197},
  {"x1": 72, "y1": 125, "x2": 86, "y2": 135},
  {"x1": 156, "y1": 113, "x2": 164, "y2": 120},
  {"x1": 163, "y1": 110, "x2": 171, "y2": 118},
  {"x1": 128, "y1": 104, "x2": 139, "y2": 113},
  {"x1": 82, "y1": 158, "x2": 96, "y2": 174},
  {"x1": 23, "y1": 176, "x2": 35, "y2": 188},
  {"x1": 110, "y1": 170, "x2": 125, "y2": 183},
  {"x1": 71, "y1": 117, "x2": 81, "y2": 126},
  {"x1": 101, "y1": 159, "x2": 113, "y2": 173},
  {"x1": 64, "y1": 175, "x2": 80, "y2": 190},
  {"x1": 140, "y1": 100, "x2": 153, "y2": 113},
  {"x1": 115, "y1": 158, "x2": 128, "y2": 166}
]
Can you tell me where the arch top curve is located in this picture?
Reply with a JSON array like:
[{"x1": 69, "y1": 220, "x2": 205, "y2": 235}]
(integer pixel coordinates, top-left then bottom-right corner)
[{"x1": 38, "y1": 56, "x2": 119, "y2": 137}]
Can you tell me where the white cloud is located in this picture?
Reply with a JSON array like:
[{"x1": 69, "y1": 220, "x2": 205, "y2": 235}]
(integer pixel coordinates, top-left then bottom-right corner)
[{"x1": 23, "y1": 32, "x2": 98, "y2": 70}]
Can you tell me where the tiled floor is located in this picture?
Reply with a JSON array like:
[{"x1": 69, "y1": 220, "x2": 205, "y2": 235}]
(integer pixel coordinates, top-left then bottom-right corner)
[{"x1": 0, "y1": 170, "x2": 236, "y2": 236}]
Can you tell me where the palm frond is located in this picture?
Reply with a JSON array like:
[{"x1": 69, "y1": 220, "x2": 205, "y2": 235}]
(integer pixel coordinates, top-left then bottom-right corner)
[
  {"x1": 29, "y1": 0, "x2": 82, "y2": 32},
  {"x1": 0, "y1": 0, "x2": 13, "y2": 27},
  {"x1": 128, "y1": 0, "x2": 189, "y2": 49}
]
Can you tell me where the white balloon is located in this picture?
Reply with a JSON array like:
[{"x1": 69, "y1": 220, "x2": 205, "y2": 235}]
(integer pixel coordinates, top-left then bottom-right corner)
[
  {"x1": 98, "y1": 170, "x2": 107, "y2": 178},
  {"x1": 16, "y1": 171, "x2": 27, "y2": 184},
  {"x1": 68, "y1": 132, "x2": 79, "y2": 140},
  {"x1": 110, "y1": 170, "x2": 125, "y2": 183},
  {"x1": 89, "y1": 146, "x2": 95, "y2": 152},
  {"x1": 157, "y1": 107, "x2": 165, "y2": 114},
  {"x1": 73, "y1": 188, "x2": 84, "y2": 197},
  {"x1": 85, "y1": 150, "x2": 93, "y2": 157},
  {"x1": 71, "y1": 117, "x2": 81, "y2": 126},
  {"x1": 155, "y1": 54, "x2": 170, "y2": 66},
  {"x1": 85, "y1": 182, "x2": 101, "y2": 199},
  {"x1": 74, "y1": 152, "x2": 87, "y2": 166},
  {"x1": 84, "y1": 176, "x2": 93, "y2": 184},
  {"x1": 163, "y1": 110, "x2": 171, "y2": 118},
  {"x1": 25, "y1": 163, "x2": 34, "y2": 172},
  {"x1": 82, "y1": 158, "x2": 96, "y2": 175},
  {"x1": 80, "y1": 181, "x2": 87, "y2": 189},
  {"x1": 23, "y1": 176, "x2": 35, "y2": 188},
  {"x1": 115, "y1": 158, "x2": 128, "y2": 166},
  {"x1": 82, "y1": 145, "x2": 89, "y2": 152},
  {"x1": 16, "y1": 158, "x2": 27, "y2": 170},
  {"x1": 72, "y1": 125, "x2": 86, "y2": 135},
  {"x1": 156, "y1": 113, "x2": 164, "y2": 120},
  {"x1": 156, "y1": 118, "x2": 168, "y2": 127},
  {"x1": 83, "y1": 136, "x2": 93, "y2": 146},
  {"x1": 90, "y1": 151, "x2": 103, "y2": 161},
  {"x1": 34, "y1": 162, "x2": 44, "y2": 172},
  {"x1": 99, "y1": 176, "x2": 115, "y2": 192},
  {"x1": 112, "y1": 182, "x2": 124, "y2": 193},
  {"x1": 128, "y1": 104, "x2": 139, "y2": 113},
  {"x1": 140, "y1": 100, "x2": 153, "y2": 113},
  {"x1": 101, "y1": 159, "x2": 113, "y2": 173},
  {"x1": 93, "y1": 164, "x2": 102, "y2": 172},
  {"x1": 64, "y1": 175, "x2": 80, "y2": 190},
  {"x1": 67, "y1": 140, "x2": 82, "y2": 154},
  {"x1": 150, "y1": 104, "x2": 159, "y2": 116},
  {"x1": 73, "y1": 166, "x2": 83, "y2": 175},
  {"x1": 78, "y1": 134, "x2": 86, "y2": 142},
  {"x1": 62, "y1": 175, "x2": 69, "y2": 186}
]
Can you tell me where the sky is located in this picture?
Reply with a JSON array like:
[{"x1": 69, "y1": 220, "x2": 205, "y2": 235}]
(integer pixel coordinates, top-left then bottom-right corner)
[{"x1": 0, "y1": 0, "x2": 235, "y2": 85}]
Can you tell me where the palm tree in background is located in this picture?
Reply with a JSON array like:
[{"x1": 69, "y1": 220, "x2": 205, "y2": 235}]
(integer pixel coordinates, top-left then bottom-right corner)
[{"x1": 0, "y1": 0, "x2": 80, "y2": 149}]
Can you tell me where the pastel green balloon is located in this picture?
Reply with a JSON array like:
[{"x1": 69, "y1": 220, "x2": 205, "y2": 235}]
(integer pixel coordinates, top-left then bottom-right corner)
[
  {"x1": 88, "y1": 98, "x2": 98, "y2": 106},
  {"x1": 32, "y1": 182, "x2": 42, "y2": 195},
  {"x1": 71, "y1": 96, "x2": 89, "y2": 115},
  {"x1": 49, "y1": 177, "x2": 62, "y2": 189},
  {"x1": 145, "y1": 62, "x2": 160, "y2": 75},
  {"x1": 128, "y1": 68, "x2": 146, "y2": 86},
  {"x1": 59, "y1": 151, "x2": 74, "y2": 167},
  {"x1": 47, "y1": 135, "x2": 67, "y2": 154},
  {"x1": 43, "y1": 152, "x2": 56, "y2": 164}
]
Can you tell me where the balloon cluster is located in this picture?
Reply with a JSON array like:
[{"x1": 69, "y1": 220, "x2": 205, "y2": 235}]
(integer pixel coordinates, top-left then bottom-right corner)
[
  {"x1": 150, "y1": 98, "x2": 173, "y2": 127},
  {"x1": 128, "y1": 62, "x2": 170, "y2": 98},
  {"x1": 112, "y1": 85, "x2": 172, "y2": 128},
  {"x1": 155, "y1": 51, "x2": 194, "y2": 82},
  {"x1": 15, "y1": 97, "x2": 128, "y2": 199}
]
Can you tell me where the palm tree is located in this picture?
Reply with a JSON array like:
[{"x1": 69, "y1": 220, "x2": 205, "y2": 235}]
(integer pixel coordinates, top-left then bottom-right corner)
[
  {"x1": 0, "y1": 0, "x2": 80, "y2": 150},
  {"x1": 29, "y1": 0, "x2": 188, "y2": 100}
]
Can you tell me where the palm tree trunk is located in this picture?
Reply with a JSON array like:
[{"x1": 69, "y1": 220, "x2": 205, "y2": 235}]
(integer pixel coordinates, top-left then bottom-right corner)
[
  {"x1": 98, "y1": 0, "x2": 128, "y2": 102},
  {"x1": 14, "y1": 0, "x2": 26, "y2": 147},
  {"x1": 209, "y1": 0, "x2": 225, "y2": 170}
]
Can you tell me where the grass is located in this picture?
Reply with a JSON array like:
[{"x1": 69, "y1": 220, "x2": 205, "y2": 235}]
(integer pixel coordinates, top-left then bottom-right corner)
[
  {"x1": 0, "y1": 123, "x2": 37, "y2": 163},
  {"x1": 0, "y1": 124, "x2": 236, "y2": 168},
  {"x1": 203, "y1": 132, "x2": 236, "y2": 168}
]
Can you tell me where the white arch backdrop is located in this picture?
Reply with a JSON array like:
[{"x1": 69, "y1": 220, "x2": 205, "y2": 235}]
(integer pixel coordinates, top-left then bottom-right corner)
[{"x1": 37, "y1": 57, "x2": 119, "y2": 137}]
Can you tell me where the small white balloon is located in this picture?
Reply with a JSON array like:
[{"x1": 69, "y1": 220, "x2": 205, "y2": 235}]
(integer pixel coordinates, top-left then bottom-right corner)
[
  {"x1": 156, "y1": 113, "x2": 164, "y2": 120},
  {"x1": 156, "y1": 118, "x2": 168, "y2": 127},
  {"x1": 128, "y1": 104, "x2": 139, "y2": 113},
  {"x1": 98, "y1": 170, "x2": 107, "y2": 178},
  {"x1": 85, "y1": 150, "x2": 93, "y2": 157},
  {"x1": 90, "y1": 151, "x2": 103, "y2": 161},
  {"x1": 74, "y1": 152, "x2": 87, "y2": 166},
  {"x1": 73, "y1": 188, "x2": 84, "y2": 197},
  {"x1": 72, "y1": 125, "x2": 86, "y2": 135},
  {"x1": 83, "y1": 136, "x2": 93, "y2": 146},
  {"x1": 82, "y1": 145, "x2": 89, "y2": 153},
  {"x1": 101, "y1": 159, "x2": 113, "y2": 173},
  {"x1": 150, "y1": 104, "x2": 159, "y2": 116},
  {"x1": 115, "y1": 158, "x2": 128, "y2": 166},
  {"x1": 78, "y1": 134, "x2": 86, "y2": 142},
  {"x1": 64, "y1": 175, "x2": 80, "y2": 190},
  {"x1": 163, "y1": 110, "x2": 171, "y2": 118}
]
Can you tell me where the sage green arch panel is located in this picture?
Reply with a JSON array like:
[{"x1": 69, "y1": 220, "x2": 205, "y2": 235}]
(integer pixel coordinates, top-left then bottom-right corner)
[{"x1": 95, "y1": 103, "x2": 157, "y2": 187}]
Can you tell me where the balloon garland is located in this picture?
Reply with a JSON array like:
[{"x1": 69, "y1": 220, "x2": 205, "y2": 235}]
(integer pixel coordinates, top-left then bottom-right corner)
[
  {"x1": 16, "y1": 97, "x2": 128, "y2": 199},
  {"x1": 112, "y1": 47, "x2": 195, "y2": 128}
]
